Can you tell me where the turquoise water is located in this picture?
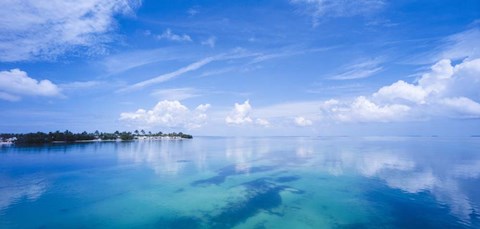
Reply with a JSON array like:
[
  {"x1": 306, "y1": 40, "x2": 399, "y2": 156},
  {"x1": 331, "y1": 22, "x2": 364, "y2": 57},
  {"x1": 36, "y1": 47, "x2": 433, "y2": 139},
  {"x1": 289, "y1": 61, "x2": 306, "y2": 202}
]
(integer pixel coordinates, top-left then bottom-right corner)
[{"x1": 1, "y1": 137, "x2": 479, "y2": 228}]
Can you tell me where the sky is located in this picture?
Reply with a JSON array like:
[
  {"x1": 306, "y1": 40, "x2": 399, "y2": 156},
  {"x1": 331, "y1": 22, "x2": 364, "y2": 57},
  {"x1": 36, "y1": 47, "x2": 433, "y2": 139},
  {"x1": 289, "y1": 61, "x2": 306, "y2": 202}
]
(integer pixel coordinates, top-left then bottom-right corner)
[{"x1": 0, "y1": 0, "x2": 479, "y2": 136}]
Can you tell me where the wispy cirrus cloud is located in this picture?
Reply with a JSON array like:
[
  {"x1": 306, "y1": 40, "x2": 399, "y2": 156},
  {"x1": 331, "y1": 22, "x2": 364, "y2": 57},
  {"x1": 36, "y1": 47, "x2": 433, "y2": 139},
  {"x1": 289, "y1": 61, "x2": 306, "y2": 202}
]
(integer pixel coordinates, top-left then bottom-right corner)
[
  {"x1": 0, "y1": 0, "x2": 141, "y2": 62},
  {"x1": 328, "y1": 59, "x2": 383, "y2": 80},
  {"x1": 101, "y1": 48, "x2": 190, "y2": 75},
  {"x1": 117, "y1": 56, "x2": 218, "y2": 93},
  {"x1": 437, "y1": 28, "x2": 480, "y2": 61},
  {"x1": 402, "y1": 27, "x2": 480, "y2": 65},
  {"x1": 59, "y1": 81, "x2": 103, "y2": 91},
  {"x1": 250, "y1": 46, "x2": 336, "y2": 64},
  {"x1": 187, "y1": 7, "x2": 199, "y2": 17},
  {"x1": 117, "y1": 49, "x2": 263, "y2": 93},
  {"x1": 150, "y1": 87, "x2": 200, "y2": 101},
  {"x1": 201, "y1": 36, "x2": 217, "y2": 48},
  {"x1": 290, "y1": 0, "x2": 385, "y2": 26}
]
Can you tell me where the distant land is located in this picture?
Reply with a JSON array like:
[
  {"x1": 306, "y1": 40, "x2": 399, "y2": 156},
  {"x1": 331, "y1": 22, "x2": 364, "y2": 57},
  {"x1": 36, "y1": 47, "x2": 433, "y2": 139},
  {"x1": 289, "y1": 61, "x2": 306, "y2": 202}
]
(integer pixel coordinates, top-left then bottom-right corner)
[{"x1": 0, "y1": 130, "x2": 192, "y2": 145}]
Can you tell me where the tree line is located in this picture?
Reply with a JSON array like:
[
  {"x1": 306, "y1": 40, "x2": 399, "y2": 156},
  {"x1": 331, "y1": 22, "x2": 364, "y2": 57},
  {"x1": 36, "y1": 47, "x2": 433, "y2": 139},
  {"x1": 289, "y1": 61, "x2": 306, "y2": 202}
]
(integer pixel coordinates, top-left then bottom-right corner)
[{"x1": 0, "y1": 130, "x2": 193, "y2": 145}]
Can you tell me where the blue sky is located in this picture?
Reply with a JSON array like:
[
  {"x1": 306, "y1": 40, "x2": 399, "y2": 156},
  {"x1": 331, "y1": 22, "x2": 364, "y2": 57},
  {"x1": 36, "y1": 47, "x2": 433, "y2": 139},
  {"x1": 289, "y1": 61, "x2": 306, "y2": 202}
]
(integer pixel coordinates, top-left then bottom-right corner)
[{"x1": 0, "y1": 0, "x2": 479, "y2": 136}]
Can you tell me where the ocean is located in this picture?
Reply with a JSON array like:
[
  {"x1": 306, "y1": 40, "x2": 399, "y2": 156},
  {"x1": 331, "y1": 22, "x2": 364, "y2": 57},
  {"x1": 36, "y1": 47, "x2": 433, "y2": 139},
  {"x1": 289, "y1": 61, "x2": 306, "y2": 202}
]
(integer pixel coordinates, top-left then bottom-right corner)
[{"x1": 1, "y1": 137, "x2": 479, "y2": 228}]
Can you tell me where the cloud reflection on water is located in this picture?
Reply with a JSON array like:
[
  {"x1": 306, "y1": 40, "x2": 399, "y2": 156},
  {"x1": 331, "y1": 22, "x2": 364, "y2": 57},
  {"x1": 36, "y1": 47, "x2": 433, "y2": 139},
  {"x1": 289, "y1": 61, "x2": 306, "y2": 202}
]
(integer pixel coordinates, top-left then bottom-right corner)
[
  {"x1": 307, "y1": 139, "x2": 479, "y2": 222},
  {"x1": 0, "y1": 175, "x2": 48, "y2": 212},
  {"x1": 114, "y1": 137, "x2": 479, "y2": 224}
]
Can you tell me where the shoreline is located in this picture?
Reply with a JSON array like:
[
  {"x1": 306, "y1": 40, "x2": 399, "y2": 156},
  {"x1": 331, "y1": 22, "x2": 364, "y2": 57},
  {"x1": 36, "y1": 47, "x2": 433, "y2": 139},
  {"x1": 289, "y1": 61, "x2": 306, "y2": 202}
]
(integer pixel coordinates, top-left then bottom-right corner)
[{"x1": 0, "y1": 136, "x2": 191, "y2": 145}]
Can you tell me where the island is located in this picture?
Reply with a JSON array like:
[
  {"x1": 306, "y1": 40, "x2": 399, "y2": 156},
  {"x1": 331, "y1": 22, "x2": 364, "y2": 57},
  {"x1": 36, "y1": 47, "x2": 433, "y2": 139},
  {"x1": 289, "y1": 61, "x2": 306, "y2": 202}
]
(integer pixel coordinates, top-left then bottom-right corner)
[{"x1": 0, "y1": 130, "x2": 193, "y2": 145}]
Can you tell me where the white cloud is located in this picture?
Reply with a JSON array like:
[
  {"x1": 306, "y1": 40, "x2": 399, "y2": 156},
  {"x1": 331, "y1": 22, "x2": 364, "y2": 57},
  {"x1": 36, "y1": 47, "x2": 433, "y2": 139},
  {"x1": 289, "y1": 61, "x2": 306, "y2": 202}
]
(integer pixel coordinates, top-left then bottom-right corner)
[
  {"x1": 250, "y1": 46, "x2": 335, "y2": 64},
  {"x1": 0, "y1": 0, "x2": 140, "y2": 62},
  {"x1": 253, "y1": 101, "x2": 326, "y2": 120},
  {"x1": 294, "y1": 116, "x2": 313, "y2": 127},
  {"x1": 156, "y1": 29, "x2": 192, "y2": 42},
  {"x1": 404, "y1": 28, "x2": 480, "y2": 65},
  {"x1": 150, "y1": 88, "x2": 200, "y2": 101},
  {"x1": 201, "y1": 36, "x2": 217, "y2": 48},
  {"x1": 329, "y1": 67, "x2": 382, "y2": 80},
  {"x1": 227, "y1": 57, "x2": 480, "y2": 125},
  {"x1": 290, "y1": 0, "x2": 384, "y2": 26},
  {"x1": 0, "y1": 69, "x2": 61, "y2": 101},
  {"x1": 119, "y1": 100, "x2": 210, "y2": 129},
  {"x1": 417, "y1": 59, "x2": 454, "y2": 94},
  {"x1": 320, "y1": 96, "x2": 411, "y2": 122},
  {"x1": 439, "y1": 97, "x2": 480, "y2": 117},
  {"x1": 438, "y1": 28, "x2": 480, "y2": 61},
  {"x1": 225, "y1": 100, "x2": 253, "y2": 125},
  {"x1": 59, "y1": 81, "x2": 102, "y2": 91},
  {"x1": 224, "y1": 101, "x2": 272, "y2": 127},
  {"x1": 117, "y1": 50, "x2": 260, "y2": 93},
  {"x1": 373, "y1": 80, "x2": 428, "y2": 104},
  {"x1": 380, "y1": 58, "x2": 480, "y2": 117},
  {"x1": 0, "y1": 92, "x2": 20, "y2": 102},
  {"x1": 255, "y1": 118, "x2": 271, "y2": 127},
  {"x1": 317, "y1": 58, "x2": 480, "y2": 122},
  {"x1": 258, "y1": 57, "x2": 480, "y2": 123},
  {"x1": 329, "y1": 59, "x2": 383, "y2": 80},
  {"x1": 187, "y1": 7, "x2": 199, "y2": 16},
  {"x1": 355, "y1": 59, "x2": 480, "y2": 118},
  {"x1": 118, "y1": 56, "x2": 217, "y2": 92},
  {"x1": 101, "y1": 47, "x2": 189, "y2": 75}
]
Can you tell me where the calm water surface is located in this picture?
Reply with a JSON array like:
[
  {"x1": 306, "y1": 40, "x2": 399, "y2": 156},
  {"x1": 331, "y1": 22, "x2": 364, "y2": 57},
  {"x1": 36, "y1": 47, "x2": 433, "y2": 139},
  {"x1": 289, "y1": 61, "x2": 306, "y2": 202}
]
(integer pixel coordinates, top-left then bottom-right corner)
[{"x1": 1, "y1": 137, "x2": 479, "y2": 228}]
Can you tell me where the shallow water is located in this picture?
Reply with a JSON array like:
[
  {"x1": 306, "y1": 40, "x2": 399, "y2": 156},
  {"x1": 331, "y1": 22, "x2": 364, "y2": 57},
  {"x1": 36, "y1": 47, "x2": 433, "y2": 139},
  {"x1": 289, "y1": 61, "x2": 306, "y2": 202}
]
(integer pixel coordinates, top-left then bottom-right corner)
[{"x1": 1, "y1": 137, "x2": 479, "y2": 228}]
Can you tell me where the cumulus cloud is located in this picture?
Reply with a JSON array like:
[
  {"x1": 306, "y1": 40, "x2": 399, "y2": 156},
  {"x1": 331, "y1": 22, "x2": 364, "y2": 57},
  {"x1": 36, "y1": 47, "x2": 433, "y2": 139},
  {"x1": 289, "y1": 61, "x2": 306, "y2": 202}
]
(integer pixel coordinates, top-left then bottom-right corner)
[
  {"x1": 379, "y1": 58, "x2": 480, "y2": 115},
  {"x1": 225, "y1": 100, "x2": 253, "y2": 125},
  {"x1": 0, "y1": 92, "x2": 20, "y2": 102},
  {"x1": 294, "y1": 116, "x2": 313, "y2": 127},
  {"x1": 119, "y1": 100, "x2": 210, "y2": 129},
  {"x1": 439, "y1": 97, "x2": 480, "y2": 117},
  {"x1": 319, "y1": 58, "x2": 480, "y2": 122},
  {"x1": 225, "y1": 100, "x2": 271, "y2": 127},
  {"x1": 319, "y1": 97, "x2": 411, "y2": 122},
  {"x1": 156, "y1": 29, "x2": 192, "y2": 42},
  {"x1": 255, "y1": 118, "x2": 271, "y2": 127},
  {"x1": 374, "y1": 80, "x2": 428, "y2": 104},
  {"x1": 0, "y1": 0, "x2": 140, "y2": 62},
  {"x1": 228, "y1": 58, "x2": 480, "y2": 126},
  {"x1": 0, "y1": 69, "x2": 61, "y2": 101},
  {"x1": 290, "y1": 0, "x2": 384, "y2": 26}
]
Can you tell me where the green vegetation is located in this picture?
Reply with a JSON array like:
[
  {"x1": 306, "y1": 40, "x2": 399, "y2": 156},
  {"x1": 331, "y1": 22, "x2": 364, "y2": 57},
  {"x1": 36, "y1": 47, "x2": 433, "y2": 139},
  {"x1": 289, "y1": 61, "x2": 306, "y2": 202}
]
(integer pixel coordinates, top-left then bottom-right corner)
[{"x1": 0, "y1": 130, "x2": 193, "y2": 145}]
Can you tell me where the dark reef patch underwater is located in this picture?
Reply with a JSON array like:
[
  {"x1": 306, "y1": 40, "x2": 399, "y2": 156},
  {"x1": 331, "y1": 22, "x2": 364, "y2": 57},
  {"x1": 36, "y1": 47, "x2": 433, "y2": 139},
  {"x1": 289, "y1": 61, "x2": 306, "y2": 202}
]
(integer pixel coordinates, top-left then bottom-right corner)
[{"x1": 164, "y1": 175, "x2": 304, "y2": 228}]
